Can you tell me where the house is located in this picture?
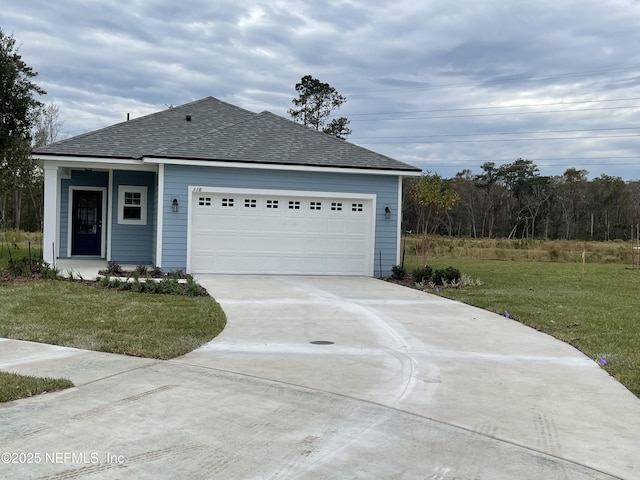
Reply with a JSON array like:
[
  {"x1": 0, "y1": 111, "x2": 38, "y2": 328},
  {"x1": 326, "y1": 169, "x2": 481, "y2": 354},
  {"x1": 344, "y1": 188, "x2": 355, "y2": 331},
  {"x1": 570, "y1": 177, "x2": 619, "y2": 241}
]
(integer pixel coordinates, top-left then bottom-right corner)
[{"x1": 33, "y1": 97, "x2": 421, "y2": 276}]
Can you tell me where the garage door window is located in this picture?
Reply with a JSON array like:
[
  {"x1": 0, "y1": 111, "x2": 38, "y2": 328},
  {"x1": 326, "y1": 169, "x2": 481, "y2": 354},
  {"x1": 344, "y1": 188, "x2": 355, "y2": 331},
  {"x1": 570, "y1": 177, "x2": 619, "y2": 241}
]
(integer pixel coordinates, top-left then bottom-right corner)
[
  {"x1": 310, "y1": 201, "x2": 322, "y2": 211},
  {"x1": 266, "y1": 200, "x2": 279, "y2": 209},
  {"x1": 352, "y1": 203, "x2": 363, "y2": 212},
  {"x1": 289, "y1": 201, "x2": 300, "y2": 210},
  {"x1": 221, "y1": 198, "x2": 234, "y2": 207},
  {"x1": 331, "y1": 202, "x2": 343, "y2": 211},
  {"x1": 244, "y1": 199, "x2": 257, "y2": 208},
  {"x1": 118, "y1": 186, "x2": 147, "y2": 225}
]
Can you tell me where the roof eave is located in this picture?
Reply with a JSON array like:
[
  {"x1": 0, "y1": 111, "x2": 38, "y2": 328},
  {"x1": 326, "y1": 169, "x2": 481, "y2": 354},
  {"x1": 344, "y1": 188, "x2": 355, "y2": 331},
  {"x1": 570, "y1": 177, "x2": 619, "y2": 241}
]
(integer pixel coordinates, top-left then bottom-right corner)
[
  {"x1": 143, "y1": 156, "x2": 422, "y2": 176},
  {"x1": 33, "y1": 153, "x2": 144, "y2": 164}
]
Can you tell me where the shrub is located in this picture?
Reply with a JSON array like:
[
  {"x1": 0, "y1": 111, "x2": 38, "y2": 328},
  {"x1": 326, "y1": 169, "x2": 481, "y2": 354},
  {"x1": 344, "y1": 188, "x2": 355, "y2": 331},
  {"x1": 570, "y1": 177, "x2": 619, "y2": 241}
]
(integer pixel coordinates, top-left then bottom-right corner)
[
  {"x1": 185, "y1": 277, "x2": 203, "y2": 296},
  {"x1": 100, "y1": 274, "x2": 112, "y2": 287},
  {"x1": 391, "y1": 264, "x2": 407, "y2": 279},
  {"x1": 136, "y1": 264, "x2": 148, "y2": 276},
  {"x1": 106, "y1": 261, "x2": 124, "y2": 276},
  {"x1": 412, "y1": 265, "x2": 433, "y2": 284},
  {"x1": 158, "y1": 278, "x2": 180, "y2": 295},
  {"x1": 433, "y1": 266, "x2": 461, "y2": 286}
]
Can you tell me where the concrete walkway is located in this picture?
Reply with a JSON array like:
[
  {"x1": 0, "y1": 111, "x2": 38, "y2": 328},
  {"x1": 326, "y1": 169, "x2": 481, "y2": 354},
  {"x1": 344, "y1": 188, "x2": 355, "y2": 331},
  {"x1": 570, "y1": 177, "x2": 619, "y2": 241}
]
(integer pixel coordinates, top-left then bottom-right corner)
[{"x1": 1, "y1": 275, "x2": 639, "y2": 479}]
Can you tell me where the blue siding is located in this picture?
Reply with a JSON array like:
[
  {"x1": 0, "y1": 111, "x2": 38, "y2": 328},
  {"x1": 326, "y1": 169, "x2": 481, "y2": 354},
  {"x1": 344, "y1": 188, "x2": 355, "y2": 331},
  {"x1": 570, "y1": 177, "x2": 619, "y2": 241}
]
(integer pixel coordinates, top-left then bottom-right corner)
[
  {"x1": 110, "y1": 170, "x2": 156, "y2": 264},
  {"x1": 161, "y1": 165, "x2": 400, "y2": 276},
  {"x1": 59, "y1": 170, "x2": 109, "y2": 257}
]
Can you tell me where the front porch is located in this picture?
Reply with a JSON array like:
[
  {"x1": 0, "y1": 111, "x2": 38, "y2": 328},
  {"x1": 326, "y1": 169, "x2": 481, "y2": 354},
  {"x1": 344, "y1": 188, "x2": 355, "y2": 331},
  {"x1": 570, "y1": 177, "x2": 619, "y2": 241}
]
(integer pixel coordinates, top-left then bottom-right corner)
[{"x1": 41, "y1": 163, "x2": 158, "y2": 268}]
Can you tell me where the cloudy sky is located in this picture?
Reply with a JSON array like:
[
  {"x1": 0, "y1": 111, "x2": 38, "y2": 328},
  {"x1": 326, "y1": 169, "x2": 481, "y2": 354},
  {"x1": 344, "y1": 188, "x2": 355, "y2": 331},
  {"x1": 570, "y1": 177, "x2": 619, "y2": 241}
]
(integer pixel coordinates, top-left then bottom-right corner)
[{"x1": 4, "y1": 0, "x2": 640, "y2": 179}]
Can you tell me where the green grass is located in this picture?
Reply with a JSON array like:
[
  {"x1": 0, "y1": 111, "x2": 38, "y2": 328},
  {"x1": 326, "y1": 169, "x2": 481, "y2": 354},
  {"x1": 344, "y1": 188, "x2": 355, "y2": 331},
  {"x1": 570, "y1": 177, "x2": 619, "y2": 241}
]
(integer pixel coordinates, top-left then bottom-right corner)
[
  {"x1": 0, "y1": 280, "x2": 226, "y2": 359},
  {"x1": 0, "y1": 371, "x2": 74, "y2": 403},
  {"x1": 404, "y1": 256, "x2": 640, "y2": 397},
  {"x1": 404, "y1": 234, "x2": 638, "y2": 264},
  {"x1": 0, "y1": 242, "x2": 41, "y2": 271}
]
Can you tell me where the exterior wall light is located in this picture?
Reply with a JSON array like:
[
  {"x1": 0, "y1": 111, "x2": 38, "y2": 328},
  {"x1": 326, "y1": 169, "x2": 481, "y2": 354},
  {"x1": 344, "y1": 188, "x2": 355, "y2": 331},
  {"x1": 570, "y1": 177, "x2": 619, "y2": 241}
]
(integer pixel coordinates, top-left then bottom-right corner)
[
  {"x1": 172, "y1": 198, "x2": 179, "y2": 212},
  {"x1": 385, "y1": 206, "x2": 391, "y2": 219}
]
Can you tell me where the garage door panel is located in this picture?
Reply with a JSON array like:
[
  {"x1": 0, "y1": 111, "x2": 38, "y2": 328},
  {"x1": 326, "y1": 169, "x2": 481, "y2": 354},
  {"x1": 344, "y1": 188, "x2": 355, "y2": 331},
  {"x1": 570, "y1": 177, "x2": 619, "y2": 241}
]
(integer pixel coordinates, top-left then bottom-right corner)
[{"x1": 190, "y1": 191, "x2": 373, "y2": 275}]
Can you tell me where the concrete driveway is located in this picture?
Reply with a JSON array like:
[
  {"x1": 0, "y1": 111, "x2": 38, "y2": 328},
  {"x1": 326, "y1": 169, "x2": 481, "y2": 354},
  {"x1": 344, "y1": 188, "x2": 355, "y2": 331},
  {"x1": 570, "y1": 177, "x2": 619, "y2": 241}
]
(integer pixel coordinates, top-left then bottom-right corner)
[{"x1": 1, "y1": 275, "x2": 639, "y2": 479}]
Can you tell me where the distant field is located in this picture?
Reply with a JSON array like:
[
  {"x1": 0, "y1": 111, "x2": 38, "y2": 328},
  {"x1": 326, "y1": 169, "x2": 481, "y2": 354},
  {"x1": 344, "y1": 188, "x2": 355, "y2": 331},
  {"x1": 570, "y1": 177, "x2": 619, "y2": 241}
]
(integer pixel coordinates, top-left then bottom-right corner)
[
  {"x1": 402, "y1": 234, "x2": 640, "y2": 265},
  {"x1": 400, "y1": 236, "x2": 640, "y2": 397}
]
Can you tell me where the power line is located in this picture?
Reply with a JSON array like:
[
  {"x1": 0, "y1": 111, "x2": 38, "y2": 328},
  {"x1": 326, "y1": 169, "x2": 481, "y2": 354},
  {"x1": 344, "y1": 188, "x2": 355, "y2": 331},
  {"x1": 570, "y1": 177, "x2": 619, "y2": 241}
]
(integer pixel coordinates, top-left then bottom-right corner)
[
  {"x1": 351, "y1": 126, "x2": 640, "y2": 140},
  {"x1": 348, "y1": 104, "x2": 640, "y2": 122},
  {"x1": 343, "y1": 96, "x2": 640, "y2": 117},
  {"x1": 356, "y1": 134, "x2": 640, "y2": 145}
]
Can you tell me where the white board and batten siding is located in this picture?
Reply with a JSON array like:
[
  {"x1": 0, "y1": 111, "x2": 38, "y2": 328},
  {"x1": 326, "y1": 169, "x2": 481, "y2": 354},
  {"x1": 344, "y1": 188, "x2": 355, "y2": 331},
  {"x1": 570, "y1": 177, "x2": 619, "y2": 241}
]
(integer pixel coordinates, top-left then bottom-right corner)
[{"x1": 188, "y1": 187, "x2": 376, "y2": 275}]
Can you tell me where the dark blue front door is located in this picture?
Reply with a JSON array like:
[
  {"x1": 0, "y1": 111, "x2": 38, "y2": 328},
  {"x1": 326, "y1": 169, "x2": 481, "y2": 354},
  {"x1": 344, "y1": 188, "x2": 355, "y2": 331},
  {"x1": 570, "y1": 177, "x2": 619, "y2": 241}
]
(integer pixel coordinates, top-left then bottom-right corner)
[{"x1": 72, "y1": 190, "x2": 102, "y2": 256}]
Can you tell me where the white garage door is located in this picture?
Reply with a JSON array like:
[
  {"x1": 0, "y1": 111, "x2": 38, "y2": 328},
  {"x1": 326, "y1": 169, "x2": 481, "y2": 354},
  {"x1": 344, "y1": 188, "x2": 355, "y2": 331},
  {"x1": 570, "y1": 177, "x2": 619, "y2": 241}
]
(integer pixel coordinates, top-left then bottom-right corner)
[{"x1": 189, "y1": 188, "x2": 375, "y2": 275}]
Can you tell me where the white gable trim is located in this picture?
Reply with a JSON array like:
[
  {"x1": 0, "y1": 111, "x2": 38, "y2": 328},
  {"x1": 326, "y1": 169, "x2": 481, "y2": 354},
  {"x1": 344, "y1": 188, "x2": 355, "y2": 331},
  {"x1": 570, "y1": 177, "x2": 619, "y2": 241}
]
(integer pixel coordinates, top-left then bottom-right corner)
[
  {"x1": 35, "y1": 156, "x2": 158, "y2": 172},
  {"x1": 143, "y1": 156, "x2": 421, "y2": 177}
]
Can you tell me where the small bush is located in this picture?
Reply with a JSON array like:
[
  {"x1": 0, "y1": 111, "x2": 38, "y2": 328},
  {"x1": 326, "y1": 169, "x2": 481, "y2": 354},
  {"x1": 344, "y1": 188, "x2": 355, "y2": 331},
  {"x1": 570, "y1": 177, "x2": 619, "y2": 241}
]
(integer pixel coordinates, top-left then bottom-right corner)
[
  {"x1": 433, "y1": 266, "x2": 461, "y2": 286},
  {"x1": 136, "y1": 264, "x2": 148, "y2": 276},
  {"x1": 412, "y1": 265, "x2": 433, "y2": 283},
  {"x1": 185, "y1": 277, "x2": 203, "y2": 296},
  {"x1": 391, "y1": 264, "x2": 407, "y2": 279},
  {"x1": 158, "y1": 278, "x2": 180, "y2": 295},
  {"x1": 106, "y1": 261, "x2": 124, "y2": 276}
]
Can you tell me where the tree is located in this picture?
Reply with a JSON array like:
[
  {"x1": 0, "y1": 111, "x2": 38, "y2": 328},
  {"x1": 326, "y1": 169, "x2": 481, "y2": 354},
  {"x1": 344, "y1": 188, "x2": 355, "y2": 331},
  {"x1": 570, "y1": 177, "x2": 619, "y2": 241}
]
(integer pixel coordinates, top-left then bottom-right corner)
[
  {"x1": 411, "y1": 172, "x2": 459, "y2": 259},
  {"x1": 556, "y1": 168, "x2": 588, "y2": 239},
  {"x1": 412, "y1": 172, "x2": 459, "y2": 235},
  {"x1": 0, "y1": 28, "x2": 46, "y2": 229},
  {"x1": 322, "y1": 116, "x2": 351, "y2": 140},
  {"x1": 33, "y1": 103, "x2": 63, "y2": 148},
  {"x1": 288, "y1": 75, "x2": 351, "y2": 139}
]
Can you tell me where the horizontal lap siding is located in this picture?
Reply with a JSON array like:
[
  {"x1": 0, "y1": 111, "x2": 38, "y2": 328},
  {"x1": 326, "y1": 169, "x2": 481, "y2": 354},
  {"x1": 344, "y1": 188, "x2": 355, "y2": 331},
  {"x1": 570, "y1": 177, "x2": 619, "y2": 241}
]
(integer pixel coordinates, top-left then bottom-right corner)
[
  {"x1": 162, "y1": 165, "x2": 400, "y2": 276},
  {"x1": 110, "y1": 170, "x2": 156, "y2": 264}
]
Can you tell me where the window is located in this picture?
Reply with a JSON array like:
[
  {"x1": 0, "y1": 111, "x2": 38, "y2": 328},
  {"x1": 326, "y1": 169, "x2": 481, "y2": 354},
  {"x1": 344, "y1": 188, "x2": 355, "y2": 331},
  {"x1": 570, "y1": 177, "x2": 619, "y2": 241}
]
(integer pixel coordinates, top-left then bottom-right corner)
[
  {"x1": 352, "y1": 203, "x2": 363, "y2": 212},
  {"x1": 118, "y1": 186, "x2": 147, "y2": 225},
  {"x1": 331, "y1": 202, "x2": 343, "y2": 211},
  {"x1": 310, "y1": 201, "x2": 322, "y2": 211},
  {"x1": 221, "y1": 198, "x2": 234, "y2": 207},
  {"x1": 244, "y1": 199, "x2": 257, "y2": 208},
  {"x1": 199, "y1": 197, "x2": 212, "y2": 206},
  {"x1": 266, "y1": 200, "x2": 279, "y2": 209},
  {"x1": 288, "y1": 201, "x2": 300, "y2": 210}
]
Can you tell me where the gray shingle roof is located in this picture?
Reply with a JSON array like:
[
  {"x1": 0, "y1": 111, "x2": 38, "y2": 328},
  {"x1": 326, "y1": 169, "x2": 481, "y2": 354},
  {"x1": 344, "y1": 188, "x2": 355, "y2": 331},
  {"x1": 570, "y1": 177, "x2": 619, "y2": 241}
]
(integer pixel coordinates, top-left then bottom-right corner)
[{"x1": 34, "y1": 97, "x2": 420, "y2": 172}]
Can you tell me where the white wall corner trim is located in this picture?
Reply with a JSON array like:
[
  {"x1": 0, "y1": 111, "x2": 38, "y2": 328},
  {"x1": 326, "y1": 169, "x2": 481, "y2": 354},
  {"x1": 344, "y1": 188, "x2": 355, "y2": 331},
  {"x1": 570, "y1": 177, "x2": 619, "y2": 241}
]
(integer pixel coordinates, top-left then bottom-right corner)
[{"x1": 155, "y1": 164, "x2": 165, "y2": 267}]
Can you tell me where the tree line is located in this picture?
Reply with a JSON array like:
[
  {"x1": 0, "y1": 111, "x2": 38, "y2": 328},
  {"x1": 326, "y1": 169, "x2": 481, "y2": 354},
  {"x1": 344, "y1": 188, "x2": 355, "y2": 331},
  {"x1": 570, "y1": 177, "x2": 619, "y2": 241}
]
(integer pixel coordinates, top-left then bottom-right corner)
[{"x1": 404, "y1": 159, "x2": 640, "y2": 241}]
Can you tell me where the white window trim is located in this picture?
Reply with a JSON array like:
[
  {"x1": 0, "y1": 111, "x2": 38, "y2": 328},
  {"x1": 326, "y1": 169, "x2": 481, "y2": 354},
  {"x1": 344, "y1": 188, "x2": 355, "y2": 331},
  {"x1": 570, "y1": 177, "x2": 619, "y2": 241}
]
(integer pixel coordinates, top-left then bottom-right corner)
[{"x1": 118, "y1": 185, "x2": 147, "y2": 225}]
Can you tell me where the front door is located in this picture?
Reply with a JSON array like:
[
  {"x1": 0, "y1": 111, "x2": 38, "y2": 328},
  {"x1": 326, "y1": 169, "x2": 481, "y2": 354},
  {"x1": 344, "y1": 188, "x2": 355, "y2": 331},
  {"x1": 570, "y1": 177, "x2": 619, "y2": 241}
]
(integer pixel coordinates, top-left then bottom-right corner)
[{"x1": 72, "y1": 190, "x2": 103, "y2": 256}]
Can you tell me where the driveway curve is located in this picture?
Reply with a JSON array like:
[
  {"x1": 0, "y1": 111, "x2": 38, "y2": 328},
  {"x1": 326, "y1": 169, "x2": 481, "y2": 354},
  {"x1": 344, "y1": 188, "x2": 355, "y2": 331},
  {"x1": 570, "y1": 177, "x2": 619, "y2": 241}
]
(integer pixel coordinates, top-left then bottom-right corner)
[{"x1": 1, "y1": 275, "x2": 639, "y2": 479}]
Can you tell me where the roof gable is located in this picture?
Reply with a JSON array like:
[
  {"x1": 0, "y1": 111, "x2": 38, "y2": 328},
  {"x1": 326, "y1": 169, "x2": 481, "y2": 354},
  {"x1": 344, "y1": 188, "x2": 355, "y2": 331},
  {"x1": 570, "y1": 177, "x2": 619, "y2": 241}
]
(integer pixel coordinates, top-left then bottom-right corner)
[
  {"x1": 34, "y1": 97, "x2": 255, "y2": 159},
  {"x1": 34, "y1": 96, "x2": 420, "y2": 172}
]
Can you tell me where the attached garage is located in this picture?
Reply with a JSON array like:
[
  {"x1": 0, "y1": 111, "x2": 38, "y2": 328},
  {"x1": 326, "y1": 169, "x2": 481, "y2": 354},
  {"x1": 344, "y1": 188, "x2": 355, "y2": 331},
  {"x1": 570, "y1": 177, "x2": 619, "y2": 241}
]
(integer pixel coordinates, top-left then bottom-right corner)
[{"x1": 188, "y1": 188, "x2": 375, "y2": 275}]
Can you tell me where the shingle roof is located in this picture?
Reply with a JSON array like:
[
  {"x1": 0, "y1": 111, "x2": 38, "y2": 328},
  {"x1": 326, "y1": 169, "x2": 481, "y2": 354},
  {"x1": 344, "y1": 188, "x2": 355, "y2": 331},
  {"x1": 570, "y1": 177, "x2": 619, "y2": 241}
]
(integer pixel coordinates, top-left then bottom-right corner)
[{"x1": 34, "y1": 96, "x2": 421, "y2": 172}]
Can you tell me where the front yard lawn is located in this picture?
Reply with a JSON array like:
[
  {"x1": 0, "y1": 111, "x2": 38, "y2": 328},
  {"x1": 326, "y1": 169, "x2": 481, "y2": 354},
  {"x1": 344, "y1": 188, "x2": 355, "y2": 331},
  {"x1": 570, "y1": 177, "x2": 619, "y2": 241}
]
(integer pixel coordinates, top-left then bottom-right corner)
[
  {"x1": 0, "y1": 280, "x2": 226, "y2": 359},
  {"x1": 0, "y1": 371, "x2": 74, "y2": 403}
]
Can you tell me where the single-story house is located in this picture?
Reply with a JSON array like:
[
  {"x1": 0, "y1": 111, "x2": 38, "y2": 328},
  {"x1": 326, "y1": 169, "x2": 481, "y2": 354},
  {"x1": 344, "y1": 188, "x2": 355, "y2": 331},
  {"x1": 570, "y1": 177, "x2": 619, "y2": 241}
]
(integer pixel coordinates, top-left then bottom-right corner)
[{"x1": 33, "y1": 97, "x2": 421, "y2": 276}]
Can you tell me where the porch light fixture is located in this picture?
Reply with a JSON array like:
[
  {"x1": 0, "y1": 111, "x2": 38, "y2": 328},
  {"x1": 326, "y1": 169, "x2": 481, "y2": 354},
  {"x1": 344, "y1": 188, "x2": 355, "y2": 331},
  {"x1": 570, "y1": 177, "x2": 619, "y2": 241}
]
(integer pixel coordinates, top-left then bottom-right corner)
[
  {"x1": 172, "y1": 198, "x2": 179, "y2": 212},
  {"x1": 384, "y1": 206, "x2": 391, "y2": 219}
]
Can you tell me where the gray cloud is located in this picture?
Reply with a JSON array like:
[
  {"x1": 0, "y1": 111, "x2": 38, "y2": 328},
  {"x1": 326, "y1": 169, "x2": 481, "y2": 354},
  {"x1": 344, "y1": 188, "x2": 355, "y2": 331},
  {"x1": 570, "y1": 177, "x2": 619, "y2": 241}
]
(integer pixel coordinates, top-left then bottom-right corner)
[{"x1": 4, "y1": 0, "x2": 640, "y2": 178}]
